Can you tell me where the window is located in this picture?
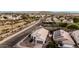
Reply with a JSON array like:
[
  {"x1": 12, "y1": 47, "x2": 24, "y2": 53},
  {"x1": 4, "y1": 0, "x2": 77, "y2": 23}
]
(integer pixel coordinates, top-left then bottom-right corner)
[
  {"x1": 37, "y1": 40, "x2": 43, "y2": 44},
  {"x1": 45, "y1": 41, "x2": 46, "y2": 43}
]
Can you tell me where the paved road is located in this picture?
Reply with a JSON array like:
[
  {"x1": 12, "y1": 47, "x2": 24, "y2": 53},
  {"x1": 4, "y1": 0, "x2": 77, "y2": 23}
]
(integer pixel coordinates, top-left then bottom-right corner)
[{"x1": 0, "y1": 19, "x2": 42, "y2": 48}]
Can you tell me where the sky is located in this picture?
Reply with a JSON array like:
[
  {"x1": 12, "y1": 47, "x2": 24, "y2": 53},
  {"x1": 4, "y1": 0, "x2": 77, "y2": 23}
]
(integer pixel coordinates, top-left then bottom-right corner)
[{"x1": 0, "y1": 0, "x2": 79, "y2": 11}]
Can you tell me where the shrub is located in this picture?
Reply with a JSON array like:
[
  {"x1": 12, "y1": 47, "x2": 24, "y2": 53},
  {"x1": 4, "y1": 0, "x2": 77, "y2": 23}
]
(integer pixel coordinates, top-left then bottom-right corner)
[
  {"x1": 67, "y1": 23, "x2": 79, "y2": 29},
  {"x1": 73, "y1": 17, "x2": 79, "y2": 23},
  {"x1": 59, "y1": 22, "x2": 68, "y2": 27},
  {"x1": 2, "y1": 28, "x2": 9, "y2": 33},
  {"x1": 46, "y1": 42, "x2": 58, "y2": 48}
]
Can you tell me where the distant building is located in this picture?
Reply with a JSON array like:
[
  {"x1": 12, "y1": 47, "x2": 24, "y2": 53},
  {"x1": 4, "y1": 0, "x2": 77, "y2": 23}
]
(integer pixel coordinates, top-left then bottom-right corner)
[
  {"x1": 29, "y1": 14, "x2": 41, "y2": 18},
  {"x1": 62, "y1": 19, "x2": 73, "y2": 23},
  {"x1": 59, "y1": 17, "x2": 65, "y2": 21},
  {"x1": 53, "y1": 16, "x2": 61, "y2": 23},
  {"x1": 41, "y1": 15, "x2": 45, "y2": 17},
  {"x1": 45, "y1": 17, "x2": 52, "y2": 22},
  {"x1": 68, "y1": 19, "x2": 73, "y2": 23},
  {"x1": 0, "y1": 14, "x2": 22, "y2": 20},
  {"x1": 53, "y1": 30, "x2": 75, "y2": 48}
]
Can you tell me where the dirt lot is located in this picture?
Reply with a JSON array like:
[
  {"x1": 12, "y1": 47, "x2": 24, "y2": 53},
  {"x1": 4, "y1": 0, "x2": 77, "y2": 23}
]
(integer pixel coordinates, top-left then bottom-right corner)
[{"x1": 0, "y1": 19, "x2": 34, "y2": 41}]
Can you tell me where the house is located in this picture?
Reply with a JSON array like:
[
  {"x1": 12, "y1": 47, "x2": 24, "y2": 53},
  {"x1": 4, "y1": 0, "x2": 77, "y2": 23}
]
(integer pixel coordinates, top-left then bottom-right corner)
[
  {"x1": 14, "y1": 28, "x2": 49, "y2": 48},
  {"x1": 71, "y1": 30, "x2": 79, "y2": 44},
  {"x1": 53, "y1": 30, "x2": 75, "y2": 48},
  {"x1": 31, "y1": 28, "x2": 49, "y2": 45},
  {"x1": 62, "y1": 19, "x2": 73, "y2": 23}
]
